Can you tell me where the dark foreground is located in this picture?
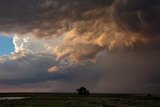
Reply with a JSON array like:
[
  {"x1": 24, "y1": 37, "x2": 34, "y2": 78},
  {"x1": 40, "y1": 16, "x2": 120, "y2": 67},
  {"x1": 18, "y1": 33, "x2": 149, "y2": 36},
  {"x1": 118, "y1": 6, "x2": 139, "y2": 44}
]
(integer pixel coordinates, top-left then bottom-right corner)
[{"x1": 0, "y1": 93, "x2": 160, "y2": 107}]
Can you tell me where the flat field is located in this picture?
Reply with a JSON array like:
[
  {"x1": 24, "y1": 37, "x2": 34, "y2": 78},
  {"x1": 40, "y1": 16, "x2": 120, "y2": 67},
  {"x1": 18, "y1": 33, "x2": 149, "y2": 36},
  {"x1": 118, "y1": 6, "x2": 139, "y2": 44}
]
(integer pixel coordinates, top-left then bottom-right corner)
[{"x1": 0, "y1": 93, "x2": 160, "y2": 107}]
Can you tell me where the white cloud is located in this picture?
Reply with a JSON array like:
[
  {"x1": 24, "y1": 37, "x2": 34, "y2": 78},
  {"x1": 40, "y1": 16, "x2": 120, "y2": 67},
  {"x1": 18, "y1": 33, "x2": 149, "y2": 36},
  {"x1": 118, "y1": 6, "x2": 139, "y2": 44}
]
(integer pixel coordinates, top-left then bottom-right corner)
[{"x1": 13, "y1": 34, "x2": 51, "y2": 53}]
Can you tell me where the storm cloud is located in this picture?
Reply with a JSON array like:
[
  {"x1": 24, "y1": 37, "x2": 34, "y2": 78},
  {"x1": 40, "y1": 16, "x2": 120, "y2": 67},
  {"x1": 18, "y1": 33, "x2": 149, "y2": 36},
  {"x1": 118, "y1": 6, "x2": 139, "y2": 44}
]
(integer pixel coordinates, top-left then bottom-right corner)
[
  {"x1": 0, "y1": 50, "x2": 160, "y2": 93},
  {"x1": 0, "y1": 0, "x2": 159, "y2": 61},
  {"x1": 0, "y1": 0, "x2": 114, "y2": 36},
  {"x1": 114, "y1": 0, "x2": 160, "y2": 37},
  {"x1": 0, "y1": 0, "x2": 160, "y2": 93}
]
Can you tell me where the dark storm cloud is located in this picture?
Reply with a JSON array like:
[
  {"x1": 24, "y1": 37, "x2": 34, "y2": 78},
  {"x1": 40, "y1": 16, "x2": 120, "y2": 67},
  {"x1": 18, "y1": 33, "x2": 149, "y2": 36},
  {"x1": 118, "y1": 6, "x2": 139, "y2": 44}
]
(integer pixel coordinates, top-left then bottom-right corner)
[
  {"x1": 0, "y1": 60, "x2": 102, "y2": 85},
  {"x1": 0, "y1": 0, "x2": 159, "y2": 37},
  {"x1": 0, "y1": 0, "x2": 114, "y2": 37},
  {"x1": 0, "y1": 0, "x2": 160, "y2": 93},
  {"x1": 0, "y1": 0, "x2": 160, "y2": 61},
  {"x1": 114, "y1": 0, "x2": 160, "y2": 37},
  {"x1": 0, "y1": 51, "x2": 160, "y2": 94},
  {"x1": 0, "y1": 52, "x2": 59, "y2": 85}
]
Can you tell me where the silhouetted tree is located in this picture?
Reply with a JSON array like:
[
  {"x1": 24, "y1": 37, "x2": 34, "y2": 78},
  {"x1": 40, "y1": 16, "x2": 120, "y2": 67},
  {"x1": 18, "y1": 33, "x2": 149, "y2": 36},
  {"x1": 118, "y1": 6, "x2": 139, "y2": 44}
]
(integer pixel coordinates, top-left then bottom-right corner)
[
  {"x1": 147, "y1": 94, "x2": 152, "y2": 98},
  {"x1": 76, "y1": 87, "x2": 90, "y2": 95}
]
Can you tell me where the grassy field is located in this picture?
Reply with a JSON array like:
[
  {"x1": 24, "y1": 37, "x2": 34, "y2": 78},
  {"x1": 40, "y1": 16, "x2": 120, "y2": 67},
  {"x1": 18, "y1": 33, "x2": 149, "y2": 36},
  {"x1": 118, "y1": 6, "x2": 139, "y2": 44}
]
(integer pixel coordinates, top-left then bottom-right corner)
[{"x1": 0, "y1": 93, "x2": 160, "y2": 107}]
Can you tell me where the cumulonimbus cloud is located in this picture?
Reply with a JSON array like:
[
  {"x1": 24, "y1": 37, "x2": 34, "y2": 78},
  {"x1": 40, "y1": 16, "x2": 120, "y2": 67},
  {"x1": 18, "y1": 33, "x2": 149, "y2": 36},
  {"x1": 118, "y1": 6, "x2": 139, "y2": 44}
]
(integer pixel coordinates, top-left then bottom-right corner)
[{"x1": 0, "y1": 0, "x2": 159, "y2": 62}]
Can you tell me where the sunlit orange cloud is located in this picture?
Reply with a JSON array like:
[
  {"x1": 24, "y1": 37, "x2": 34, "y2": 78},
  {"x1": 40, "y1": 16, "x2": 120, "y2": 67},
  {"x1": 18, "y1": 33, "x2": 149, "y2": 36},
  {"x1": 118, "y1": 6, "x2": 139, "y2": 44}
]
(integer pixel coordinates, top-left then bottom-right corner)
[
  {"x1": 0, "y1": 0, "x2": 159, "y2": 63},
  {"x1": 48, "y1": 66, "x2": 59, "y2": 73},
  {"x1": 47, "y1": 21, "x2": 148, "y2": 62}
]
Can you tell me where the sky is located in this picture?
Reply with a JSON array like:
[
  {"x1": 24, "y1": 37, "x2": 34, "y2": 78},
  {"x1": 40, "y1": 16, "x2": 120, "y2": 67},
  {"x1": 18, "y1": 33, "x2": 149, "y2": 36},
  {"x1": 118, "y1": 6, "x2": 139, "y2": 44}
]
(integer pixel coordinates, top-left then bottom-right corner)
[
  {"x1": 0, "y1": 35, "x2": 14, "y2": 56},
  {"x1": 0, "y1": 0, "x2": 160, "y2": 93}
]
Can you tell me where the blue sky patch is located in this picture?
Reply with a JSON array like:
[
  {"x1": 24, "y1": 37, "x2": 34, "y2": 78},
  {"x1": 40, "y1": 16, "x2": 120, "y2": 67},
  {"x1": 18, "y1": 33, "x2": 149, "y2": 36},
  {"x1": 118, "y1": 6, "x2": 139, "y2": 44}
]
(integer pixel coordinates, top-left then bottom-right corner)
[{"x1": 0, "y1": 35, "x2": 14, "y2": 56}]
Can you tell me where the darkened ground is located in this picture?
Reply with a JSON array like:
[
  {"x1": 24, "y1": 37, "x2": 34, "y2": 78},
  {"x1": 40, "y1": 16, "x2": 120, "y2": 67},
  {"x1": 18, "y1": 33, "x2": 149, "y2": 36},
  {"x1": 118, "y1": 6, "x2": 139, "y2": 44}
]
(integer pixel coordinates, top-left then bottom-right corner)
[{"x1": 0, "y1": 93, "x2": 160, "y2": 107}]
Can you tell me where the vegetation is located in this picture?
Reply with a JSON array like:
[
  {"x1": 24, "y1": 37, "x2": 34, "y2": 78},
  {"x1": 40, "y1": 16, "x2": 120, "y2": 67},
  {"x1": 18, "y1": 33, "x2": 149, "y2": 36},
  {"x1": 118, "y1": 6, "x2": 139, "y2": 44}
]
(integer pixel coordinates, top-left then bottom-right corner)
[
  {"x1": 76, "y1": 87, "x2": 90, "y2": 95},
  {"x1": 0, "y1": 93, "x2": 159, "y2": 107}
]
